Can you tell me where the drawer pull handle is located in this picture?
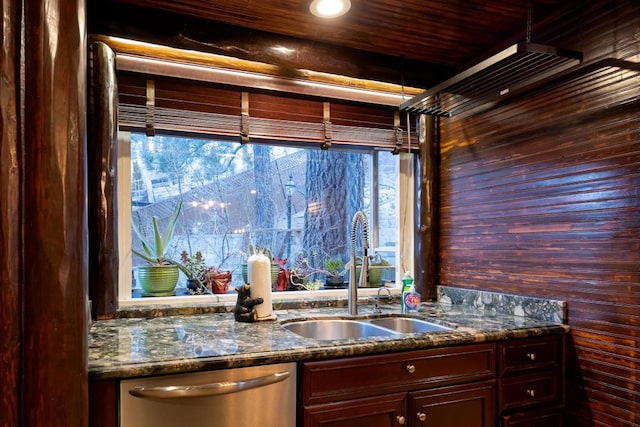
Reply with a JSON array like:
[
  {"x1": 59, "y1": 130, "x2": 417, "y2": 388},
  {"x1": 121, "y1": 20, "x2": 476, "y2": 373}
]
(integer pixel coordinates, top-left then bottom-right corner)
[
  {"x1": 396, "y1": 415, "x2": 406, "y2": 425},
  {"x1": 526, "y1": 352, "x2": 537, "y2": 361},
  {"x1": 406, "y1": 364, "x2": 416, "y2": 374},
  {"x1": 417, "y1": 412, "x2": 427, "y2": 422},
  {"x1": 526, "y1": 389, "x2": 536, "y2": 398}
]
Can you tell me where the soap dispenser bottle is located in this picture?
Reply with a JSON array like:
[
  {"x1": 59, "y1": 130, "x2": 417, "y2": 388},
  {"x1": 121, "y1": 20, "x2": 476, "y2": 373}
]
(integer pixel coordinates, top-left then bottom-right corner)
[
  {"x1": 400, "y1": 272, "x2": 414, "y2": 313},
  {"x1": 403, "y1": 284, "x2": 421, "y2": 313}
]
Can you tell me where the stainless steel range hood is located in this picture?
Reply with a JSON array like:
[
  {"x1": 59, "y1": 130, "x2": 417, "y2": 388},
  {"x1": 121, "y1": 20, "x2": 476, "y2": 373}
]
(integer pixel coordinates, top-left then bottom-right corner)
[{"x1": 400, "y1": 42, "x2": 583, "y2": 117}]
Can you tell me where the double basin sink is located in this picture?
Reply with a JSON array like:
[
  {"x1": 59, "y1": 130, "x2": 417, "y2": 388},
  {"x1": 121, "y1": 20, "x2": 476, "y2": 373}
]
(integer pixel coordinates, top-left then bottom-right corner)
[{"x1": 282, "y1": 315, "x2": 451, "y2": 341}]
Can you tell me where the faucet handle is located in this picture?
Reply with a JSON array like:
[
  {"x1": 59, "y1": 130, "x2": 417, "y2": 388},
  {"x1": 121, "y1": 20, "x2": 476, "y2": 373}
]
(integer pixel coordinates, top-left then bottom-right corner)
[{"x1": 375, "y1": 287, "x2": 393, "y2": 313}]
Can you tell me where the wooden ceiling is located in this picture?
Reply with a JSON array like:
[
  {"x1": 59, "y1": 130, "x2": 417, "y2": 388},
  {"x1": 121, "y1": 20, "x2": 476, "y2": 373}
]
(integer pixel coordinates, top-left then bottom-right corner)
[{"x1": 93, "y1": 0, "x2": 576, "y2": 88}]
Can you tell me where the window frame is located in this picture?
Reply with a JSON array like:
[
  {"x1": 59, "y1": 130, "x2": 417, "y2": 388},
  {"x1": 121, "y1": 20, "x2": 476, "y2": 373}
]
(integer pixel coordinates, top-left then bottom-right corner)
[{"x1": 89, "y1": 38, "x2": 420, "y2": 310}]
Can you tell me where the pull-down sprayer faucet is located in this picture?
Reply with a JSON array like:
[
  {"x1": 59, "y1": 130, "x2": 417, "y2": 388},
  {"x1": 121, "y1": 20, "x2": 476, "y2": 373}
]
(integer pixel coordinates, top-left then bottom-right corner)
[{"x1": 349, "y1": 211, "x2": 369, "y2": 315}]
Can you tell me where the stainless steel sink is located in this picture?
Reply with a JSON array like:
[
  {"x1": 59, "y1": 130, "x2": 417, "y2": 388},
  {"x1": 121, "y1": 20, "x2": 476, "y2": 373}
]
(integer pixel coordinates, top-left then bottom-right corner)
[
  {"x1": 282, "y1": 316, "x2": 451, "y2": 340},
  {"x1": 282, "y1": 319, "x2": 400, "y2": 340},
  {"x1": 367, "y1": 317, "x2": 451, "y2": 334}
]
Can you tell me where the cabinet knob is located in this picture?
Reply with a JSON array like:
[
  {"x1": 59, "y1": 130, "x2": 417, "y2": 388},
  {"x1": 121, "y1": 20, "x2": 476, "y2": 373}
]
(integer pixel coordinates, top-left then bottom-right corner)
[
  {"x1": 526, "y1": 389, "x2": 536, "y2": 398},
  {"x1": 526, "y1": 352, "x2": 537, "y2": 361},
  {"x1": 405, "y1": 364, "x2": 416, "y2": 374},
  {"x1": 396, "y1": 415, "x2": 406, "y2": 425},
  {"x1": 417, "y1": 412, "x2": 427, "y2": 422}
]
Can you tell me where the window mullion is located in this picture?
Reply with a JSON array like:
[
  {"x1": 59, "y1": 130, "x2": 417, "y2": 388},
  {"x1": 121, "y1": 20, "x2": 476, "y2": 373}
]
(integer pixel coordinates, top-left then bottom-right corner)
[{"x1": 371, "y1": 151, "x2": 380, "y2": 250}]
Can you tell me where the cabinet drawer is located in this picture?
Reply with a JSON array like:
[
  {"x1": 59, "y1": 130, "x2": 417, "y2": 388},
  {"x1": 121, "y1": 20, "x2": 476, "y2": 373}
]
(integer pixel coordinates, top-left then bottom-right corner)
[
  {"x1": 303, "y1": 343, "x2": 495, "y2": 405},
  {"x1": 498, "y1": 371, "x2": 561, "y2": 412},
  {"x1": 501, "y1": 405, "x2": 564, "y2": 427},
  {"x1": 498, "y1": 336, "x2": 561, "y2": 376}
]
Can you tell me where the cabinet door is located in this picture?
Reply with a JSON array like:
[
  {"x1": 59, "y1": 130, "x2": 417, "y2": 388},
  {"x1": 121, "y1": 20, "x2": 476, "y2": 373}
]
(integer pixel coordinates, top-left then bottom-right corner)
[
  {"x1": 409, "y1": 380, "x2": 495, "y2": 427},
  {"x1": 304, "y1": 392, "x2": 406, "y2": 427}
]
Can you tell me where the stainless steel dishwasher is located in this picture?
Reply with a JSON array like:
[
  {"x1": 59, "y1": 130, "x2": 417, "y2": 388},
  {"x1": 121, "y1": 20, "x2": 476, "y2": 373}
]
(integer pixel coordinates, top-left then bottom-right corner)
[{"x1": 120, "y1": 362, "x2": 296, "y2": 427}]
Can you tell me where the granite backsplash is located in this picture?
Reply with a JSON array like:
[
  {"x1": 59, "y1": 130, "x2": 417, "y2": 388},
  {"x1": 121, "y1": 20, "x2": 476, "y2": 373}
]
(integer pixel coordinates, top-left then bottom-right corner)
[{"x1": 438, "y1": 285, "x2": 566, "y2": 323}]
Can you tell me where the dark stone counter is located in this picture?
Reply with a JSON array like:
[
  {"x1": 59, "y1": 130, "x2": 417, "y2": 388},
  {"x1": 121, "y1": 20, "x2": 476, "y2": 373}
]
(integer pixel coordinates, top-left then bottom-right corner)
[{"x1": 89, "y1": 288, "x2": 568, "y2": 380}]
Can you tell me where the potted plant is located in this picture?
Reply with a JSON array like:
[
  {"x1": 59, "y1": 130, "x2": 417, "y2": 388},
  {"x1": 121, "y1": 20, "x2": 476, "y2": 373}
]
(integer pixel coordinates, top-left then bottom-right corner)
[
  {"x1": 204, "y1": 265, "x2": 233, "y2": 294},
  {"x1": 345, "y1": 253, "x2": 391, "y2": 287},
  {"x1": 289, "y1": 252, "x2": 315, "y2": 290},
  {"x1": 323, "y1": 258, "x2": 345, "y2": 288},
  {"x1": 132, "y1": 200, "x2": 184, "y2": 297},
  {"x1": 180, "y1": 250, "x2": 208, "y2": 295},
  {"x1": 367, "y1": 253, "x2": 391, "y2": 287},
  {"x1": 272, "y1": 257, "x2": 290, "y2": 292}
]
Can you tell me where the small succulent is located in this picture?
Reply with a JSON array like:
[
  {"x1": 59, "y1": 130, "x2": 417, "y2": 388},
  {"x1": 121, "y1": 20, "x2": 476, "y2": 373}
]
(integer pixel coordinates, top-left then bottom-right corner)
[
  {"x1": 180, "y1": 250, "x2": 207, "y2": 283},
  {"x1": 272, "y1": 257, "x2": 288, "y2": 269},
  {"x1": 324, "y1": 258, "x2": 344, "y2": 277}
]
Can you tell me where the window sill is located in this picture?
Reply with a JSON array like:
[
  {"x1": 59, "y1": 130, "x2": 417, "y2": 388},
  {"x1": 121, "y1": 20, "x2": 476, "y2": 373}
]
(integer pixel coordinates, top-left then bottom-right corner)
[{"x1": 116, "y1": 286, "x2": 400, "y2": 318}]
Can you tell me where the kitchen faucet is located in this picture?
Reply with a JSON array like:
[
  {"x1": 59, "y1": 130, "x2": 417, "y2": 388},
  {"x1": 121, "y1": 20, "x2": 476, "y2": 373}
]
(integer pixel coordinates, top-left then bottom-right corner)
[{"x1": 348, "y1": 211, "x2": 369, "y2": 315}]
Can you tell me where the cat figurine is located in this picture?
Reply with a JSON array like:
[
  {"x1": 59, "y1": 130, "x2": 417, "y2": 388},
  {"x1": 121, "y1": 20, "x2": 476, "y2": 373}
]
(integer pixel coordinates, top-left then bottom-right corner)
[{"x1": 233, "y1": 284, "x2": 264, "y2": 323}]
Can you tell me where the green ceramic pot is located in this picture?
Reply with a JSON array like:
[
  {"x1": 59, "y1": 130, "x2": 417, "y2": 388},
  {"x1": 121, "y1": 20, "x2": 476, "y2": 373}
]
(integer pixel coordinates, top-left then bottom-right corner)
[
  {"x1": 137, "y1": 265, "x2": 179, "y2": 296},
  {"x1": 241, "y1": 264, "x2": 248, "y2": 283},
  {"x1": 351, "y1": 263, "x2": 385, "y2": 287},
  {"x1": 367, "y1": 266, "x2": 385, "y2": 287},
  {"x1": 270, "y1": 264, "x2": 279, "y2": 288}
]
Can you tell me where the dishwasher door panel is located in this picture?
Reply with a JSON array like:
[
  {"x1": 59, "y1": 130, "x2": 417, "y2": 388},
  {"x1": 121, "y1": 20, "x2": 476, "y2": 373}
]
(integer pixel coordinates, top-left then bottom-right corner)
[{"x1": 120, "y1": 362, "x2": 296, "y2": 427}]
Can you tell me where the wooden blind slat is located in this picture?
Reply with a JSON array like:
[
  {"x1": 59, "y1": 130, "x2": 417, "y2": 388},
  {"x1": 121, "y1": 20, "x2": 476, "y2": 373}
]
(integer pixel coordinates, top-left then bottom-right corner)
[{"x1": 117, "y1": 71, "x2": 417, "y2": 150}]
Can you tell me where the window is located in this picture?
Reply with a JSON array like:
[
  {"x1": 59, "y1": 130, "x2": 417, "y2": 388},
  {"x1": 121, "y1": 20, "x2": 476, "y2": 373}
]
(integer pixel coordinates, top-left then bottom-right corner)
[
  {"x1": 111, "y1": 64, "x2": 418, "y2": 303},
  {"x1": 122, "y1": 132, "x2": 404, "y2": 299}
]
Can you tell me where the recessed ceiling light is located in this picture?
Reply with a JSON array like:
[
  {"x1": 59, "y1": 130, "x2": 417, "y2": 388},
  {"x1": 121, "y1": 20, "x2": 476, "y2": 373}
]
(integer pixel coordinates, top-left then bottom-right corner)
[{"x1": 309, "y1": 0, "x2": 351, "y2": 18}]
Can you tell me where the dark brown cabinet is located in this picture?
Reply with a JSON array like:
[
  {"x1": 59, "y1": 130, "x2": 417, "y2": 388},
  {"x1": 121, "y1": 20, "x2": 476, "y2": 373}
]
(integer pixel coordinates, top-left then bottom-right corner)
[
  {"x1": 501, "y1": 405, "x2": 565, "y2": 427},
  {"x1": 304, "y1": 393, "x2": 407, "y2": 427},
  {"x1": 301, "y1": 343, "x2": 497, "y2": 427},
  {"x1": 497, "y1": 336, "x2": 565, "y2": 425},
  {"x1": 303, "y1": 381, "x2": 496, "y2": 427},
  {"x1": 408, "y1": 381, "x2": 495, "y2": 427},
  {"x1": 90, "y1": 335, "x2": 566, "y2": 427}
]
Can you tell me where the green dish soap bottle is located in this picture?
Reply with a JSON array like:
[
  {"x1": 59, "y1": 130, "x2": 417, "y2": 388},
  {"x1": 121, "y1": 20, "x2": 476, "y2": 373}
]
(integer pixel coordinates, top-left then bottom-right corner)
[{"x1": 401, "y1": 272, "x2": 414, "y2": 313}]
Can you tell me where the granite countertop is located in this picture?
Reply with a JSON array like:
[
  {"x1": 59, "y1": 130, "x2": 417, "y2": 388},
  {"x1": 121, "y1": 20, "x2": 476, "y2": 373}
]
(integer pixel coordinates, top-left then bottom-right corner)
[{"x1": 89, "y1": 287, "x2": 569, "y2": 380}]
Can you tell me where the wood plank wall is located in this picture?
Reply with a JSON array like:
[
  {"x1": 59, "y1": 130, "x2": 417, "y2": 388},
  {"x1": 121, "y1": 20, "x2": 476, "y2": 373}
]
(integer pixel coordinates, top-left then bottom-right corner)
[{"x1": 438, "y1": 1, "x2": 639, "y2": 426}]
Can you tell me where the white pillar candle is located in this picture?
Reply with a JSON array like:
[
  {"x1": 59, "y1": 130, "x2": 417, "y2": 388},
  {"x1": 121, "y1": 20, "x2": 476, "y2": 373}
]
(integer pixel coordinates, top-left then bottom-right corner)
[{"x1": 247, "y1": 251, "x2": 276, "y2": 320}]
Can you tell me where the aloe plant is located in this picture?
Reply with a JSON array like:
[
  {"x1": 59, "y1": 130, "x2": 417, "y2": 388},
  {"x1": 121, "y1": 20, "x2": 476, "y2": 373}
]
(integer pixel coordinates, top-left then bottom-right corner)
[
  {"x1": 132, "y1": 200, "x2": 206, "y2": 291},
  {"x1": 132, "y1": 200, "x2": 183, "y2": 265}
]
